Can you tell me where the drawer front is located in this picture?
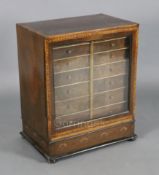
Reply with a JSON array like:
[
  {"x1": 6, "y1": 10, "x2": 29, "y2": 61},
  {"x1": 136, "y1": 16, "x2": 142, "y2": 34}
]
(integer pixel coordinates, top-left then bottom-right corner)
[
  {"x1": 94, "y1": 37, "x2": 128, "y2": 53},
  {"x1": 94, "y1": 74, "x2": 129, "y2": 93},
  {"x1": 94, "y1": 49, "x2": 129, "y2": 65},
  {"x1": 93, "y1": 60, "x2": 129, "y2": 79},
  {"x1": 53, "y1": 43, "x2": 90, "y2": 60},
  {"x1": 93, "y1": 88, "x2": 128, "y2": 109},
  {"x1": 55, "y1": 96, "x2": 89, "y2": 117},
  {"x1": 51, "y1": 123, "x2": 134, "y2": 156},
  {"x1": 93, "y1": 102, "x2": 128, "y2": 119},
  {"x1": 54, "y1": 68, "x2": 89, "y2": 87},
  {"x1": 54, "y1": 55, "x2": 89, "y2": 73},
  {"x1": 55, "y1": 82, "x2": 89, "y2": 101},
  {"x1": 108, "y1": 88, "x2": 128, "y2": 104}
]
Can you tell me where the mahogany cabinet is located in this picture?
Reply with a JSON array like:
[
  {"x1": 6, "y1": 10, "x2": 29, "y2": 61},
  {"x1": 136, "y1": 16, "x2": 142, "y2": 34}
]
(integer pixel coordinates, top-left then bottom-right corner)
[{"x1": 16, "y1": 14, "x2": 139, "y2": 163}]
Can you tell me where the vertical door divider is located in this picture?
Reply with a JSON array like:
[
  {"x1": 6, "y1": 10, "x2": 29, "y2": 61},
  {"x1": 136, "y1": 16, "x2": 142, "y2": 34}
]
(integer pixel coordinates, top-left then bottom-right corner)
[{"x1": 90, "y1": 41, "x2": 94, "y2": 119}]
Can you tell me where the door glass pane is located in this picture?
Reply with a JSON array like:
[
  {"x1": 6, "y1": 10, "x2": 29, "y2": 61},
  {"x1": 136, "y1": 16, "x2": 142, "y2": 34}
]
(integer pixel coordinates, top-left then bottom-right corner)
[
  {"x1": 92, "y1": 37, "x2": 130, "y2": 119},
  {"x1": 53, "y1": 36, "x2": 130, "y2": 129},
  {"x1": 53, "y1": 43, "x2": 90, "y2": 128}
]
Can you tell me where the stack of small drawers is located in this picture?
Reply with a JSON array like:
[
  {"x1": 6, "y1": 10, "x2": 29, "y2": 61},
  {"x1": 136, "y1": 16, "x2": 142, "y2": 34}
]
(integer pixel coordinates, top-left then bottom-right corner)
[{"x1": 53, "y1": 36, "x2": 130, "y2": 129}]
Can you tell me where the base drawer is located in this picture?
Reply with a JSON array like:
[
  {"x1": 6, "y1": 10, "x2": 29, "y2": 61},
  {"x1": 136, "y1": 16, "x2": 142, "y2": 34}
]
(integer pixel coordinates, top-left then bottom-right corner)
[{"x1": 50, "y1": 122, "x2": 134, "y2": 157}]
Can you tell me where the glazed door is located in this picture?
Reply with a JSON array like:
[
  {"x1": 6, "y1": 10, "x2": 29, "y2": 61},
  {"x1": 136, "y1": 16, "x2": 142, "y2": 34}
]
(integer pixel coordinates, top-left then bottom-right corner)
[{"x1": 53, "y1": 36, "x2": 131, "y2": 129}]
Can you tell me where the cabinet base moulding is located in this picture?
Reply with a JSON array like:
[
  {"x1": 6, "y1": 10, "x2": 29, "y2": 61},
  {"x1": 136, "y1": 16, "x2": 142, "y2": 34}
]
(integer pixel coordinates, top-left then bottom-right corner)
[
  {"x1": 20, "y1": 121, "x2": 137, "y2": 163},
  {"x1": 20, "y1": 131, "x2": 137, "y2": 163}
]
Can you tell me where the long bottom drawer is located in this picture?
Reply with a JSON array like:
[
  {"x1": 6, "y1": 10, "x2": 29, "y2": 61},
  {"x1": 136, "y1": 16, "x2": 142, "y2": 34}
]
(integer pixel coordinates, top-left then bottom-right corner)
[{"x1": 50, "y1": 122, "x2": 134, "y2": 157}]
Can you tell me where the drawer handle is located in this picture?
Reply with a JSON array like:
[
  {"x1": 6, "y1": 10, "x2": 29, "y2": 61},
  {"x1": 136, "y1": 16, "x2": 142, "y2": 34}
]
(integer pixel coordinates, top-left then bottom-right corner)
[
  {"x1": 66, "y1": 49, "x2": 72, "y2": 54},
  {"x1": 110, "y1": 53, "x2": 114, "y2": 58},
  {"x1": 111, "y1": 42, "x2": 116, "y2": 47},
  {"x1": 109, "y1": 95, "x2": 113, "y2": 100},
  {"x1": 66, "y1": 62, "x2": 70, "y2": 66},
  {"x1": 67, "y1": 75, "x2": 72, "y2": 80},
  {"x1": 109, "y1": 110, "x2": 113, "y2": 115},
  {"x1": 109, "y1": 81, "x2": 114, "y2": 86},
  {"x1": 80, "y1": 137, "x2": 88, "y2": 143},
  {"x1": 33, "y1": 132, "x2": 37, "y2": 137},
  {"x1": 100, "y1": 132, "x2": 109, "y2": 138},
  {"x1": 66, "y1": 104, "x2": 70, "y2": 109},
  {"x1": 66, "y1": 89, "x2": 70, "y2": 94},
  {"x1": 58, "y1": 143, "x2": 67, "y2": 150},
  {"x1": 120, "y1": 126, "x2": 128, "y2": 132},
  {"x1": 109, "y1": 67, "x2": 113, "y2": 72}
]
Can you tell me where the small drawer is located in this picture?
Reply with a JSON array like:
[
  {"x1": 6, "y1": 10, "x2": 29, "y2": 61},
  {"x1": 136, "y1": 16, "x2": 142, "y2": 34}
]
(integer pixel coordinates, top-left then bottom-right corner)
[
  {"x1": 55, "y1": 96, "x2": 89, "y2": 117},
  {"x1": 93, "y1": 93, "x2": 109, "y2": 108},
  {"x1": 53, "y1": 43, "x2": 90, "y2": 60},
  {"x1": 93, "y1": 101, "x2": 128, "y2": 119},
  {"x1": 93, "y1": 88, "x2": 128, "y2": 109},
  {"x1": 108, "y1": 88, "x2": 128, "y2": 104},
  {"x1": 94, "y1": 37, "x2": 128, "y2": 53},
  {"x1": 93, "y1": 60, "x2": 129, "y2": 79},
  {"x1": 94, "y1": 52, "x2": 110, "y2": 65},
  {"x1": 109, "y1": 60, "x2": 129, "y2": 76},
  {"x1": 108, "y1": 101, "x2": 128, "y2": 115},
  {"x1": 54, "y1": 55, "x2": 89, "y2": 73},
  {"x1": 93, "y1": 64, "x2": 109, "y2": 79},
  {"x1": 54, "y1": 68, "x2": 89, "y2": 87},
  {"x1": 94, "y1": 49, "x2": 129, "y2": 66},
  {"x1": 55, "y1": 82, "x2": 89, "y2": 101},
  {"x1": 94, "y1": 74, "x2": 129, "y2": 93},
  {"x1": 109, "y1": 49, "x2": 129, "y2": 62}
]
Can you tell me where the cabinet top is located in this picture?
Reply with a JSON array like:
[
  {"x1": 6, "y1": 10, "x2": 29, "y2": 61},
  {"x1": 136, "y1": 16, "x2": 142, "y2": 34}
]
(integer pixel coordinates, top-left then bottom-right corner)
[{"x1": 17, "y1": 14, "x2": 138, "y2": 37}]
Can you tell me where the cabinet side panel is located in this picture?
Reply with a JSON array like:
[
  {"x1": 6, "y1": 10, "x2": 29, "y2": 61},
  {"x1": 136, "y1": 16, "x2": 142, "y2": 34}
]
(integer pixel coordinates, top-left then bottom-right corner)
[{"x1": 16, "y1": 25, "x2": 48, "y2": 140}]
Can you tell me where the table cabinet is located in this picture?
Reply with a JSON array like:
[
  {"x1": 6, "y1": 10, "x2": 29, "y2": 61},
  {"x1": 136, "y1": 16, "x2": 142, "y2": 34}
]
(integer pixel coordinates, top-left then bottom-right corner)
[{"x1": 16, "y1": 14, "x2": 139, "y2": 163}]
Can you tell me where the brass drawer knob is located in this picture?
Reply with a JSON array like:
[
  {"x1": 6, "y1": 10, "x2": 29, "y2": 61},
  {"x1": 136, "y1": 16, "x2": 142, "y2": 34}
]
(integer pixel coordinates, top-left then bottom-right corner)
[
  {"x1": 109, "y1": 95, "x2": 113, "y2": 99},
  {"x1": 100, "y1": 132, "x2": 109, "y2": 138},
  {"x1": 80, "y1": 137, "x2": 88, "y2": 143},
  {"x1": 109, "y1": 81, "x2": 114, "y2": 86},
  {"x1": 66, "y1": 62, "x2": 70, "y2": 66},
  {"x1": 58, "y1": 143, "x2": 67, "y2": 150},
  {"x1": 111, "y1": 42, "x2": 116, "y2": 47},
  {"x1": 68, "y1": 75, "x2": 72, "y2": 80},
  {"x1": 120, "y1": 126, "x2": 128, "y2": 132},
  {"x1": 66, "y1": 104, "x2": 70, "y2": 109},
  {"x1": 66, "y1": 89, "x2": 70, "y2": 94},
  {"x1": 109, "y1": 67, "x2": 113, "y2": 72},
  {"x1": 66, "y1": 49, "x2": 72, "y2": 54},
  {"x1": 110, "y1": 53, "x2": 114, "y2": 58},
  {"x1": 109, "y1": 110, "x2": 113, "y2": 115}
]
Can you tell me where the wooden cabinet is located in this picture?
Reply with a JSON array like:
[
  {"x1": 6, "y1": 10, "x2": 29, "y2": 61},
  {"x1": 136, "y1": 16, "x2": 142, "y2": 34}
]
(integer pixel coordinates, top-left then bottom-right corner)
[{"x1": 16, "y1": 14, "x2": 139, "y2": 163}]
